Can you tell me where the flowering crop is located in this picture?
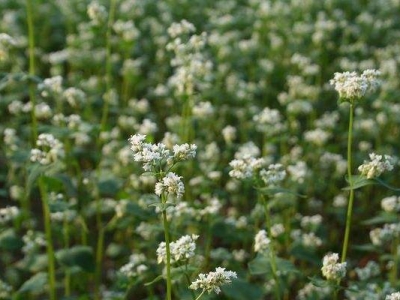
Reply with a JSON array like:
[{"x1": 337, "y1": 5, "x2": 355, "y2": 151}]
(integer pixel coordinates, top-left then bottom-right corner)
[{"x1": 1, "y1": 0, "x2": 400, "y2": 299}]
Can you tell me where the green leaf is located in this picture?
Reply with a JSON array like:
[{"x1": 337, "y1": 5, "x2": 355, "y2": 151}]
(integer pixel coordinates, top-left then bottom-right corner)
[
  {"x1": 54, "y1": 174, "x2": 77, "y2": 197},
  {"x1": 308, "y1": 277, "x2": 331, "y2": 288},
  {"x1": 98, "y1": 177, "x2": 122, "y2": 197},
  {"x1": 56, "y1": 246, "x2": 95, "y2": 273},
  {"x1": 257, "y1": 186, "x2": 305, "y2": 197},
  {"x1": 148, "y1": 201, "x2": 176, "y2": 212},
  {"x1": 248, "y1": 254, "x2": 298, "y2": 276},
  {"x1": 26, "y1": 162, "x2": 64, "y2": 196},
  {"x1": 352, "y1": 244, "x2": 376, "y2": 252},
  {"x1": 144, "y1": 275, "x2": 164, "y2": 286},
  {"x1": 42, "y1": 175, "x2": 64, "y2": 191},
  {"x1": 171, "y1": 265, "x2": 197, "y2": 278},
  {"x1": 374, "y1": 178, "x2": 400, "y2": 192},
  {"x1": 342, "y1": 175, "x2": 375, "y2": 190},
  {"x1": 289, "y1": 243, "x2": 320, "y2": 265},
  {"x1": 362, "y1": 213, "x2": 398, "y2": 225},
  {"x1": 0, "y1": 229, "x2": 23, "y2": 251},
  {"x1": 343, "y1": 176, "x2": 400, "y2": 192},
  {"x1": 221, "y1": 278, "x2": 263, "y2": 300},
  {"x1": 18, "y1": 272, "x2": 48, "y2": 293}
]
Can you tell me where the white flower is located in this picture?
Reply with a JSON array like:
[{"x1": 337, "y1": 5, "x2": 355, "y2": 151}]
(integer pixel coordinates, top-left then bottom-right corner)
[
  {"x1": 253, "y1": 107, "x2": 285, "y2": 135},
  {"x1": 260, "y1": 164, "x2": 286, "y2": 185},
  {"x1": 381, "y1": 196, "x2": 400, "y2": 213},
  {"x1": 330, "y1": 69, "x2": 381, "y2": 101},
  {"x1": 254, "y1": 229, "x2": 270, "y2": 253},
  {"x1": 355, "y1": 261, "x2": 380, "y2": 281},
  {"x1": 38, "y1": 76, "x2": 63, "y2": 97},
  {"x1": 387, "y1": 292, "x2": 400, "y2": 300},
  {"x1": 119, "y1": 253, "x2": 147, "y2": 278},
  {"x1": 0, "y1": 206, "x2": 19, "y2": 225},
  {"x1": 30, "y1": 134, "x2": 64, "y2": 165},
  {"x1": 222, "y1": 126, "x2": 236, "y2": 144},
  {"x1": 321, "y1": 253, "x2": 347, "y2": 281},
  {"x1": 229, "y1": 157, "x2": 265, "y2": 179},
  {"x1": 172, "y1": 144, "x2": 197, "y2": 161},
  {"x1": 358, "y1": 153, "x2": 395, "y2": 179},
  {"x1": 0, "y1": 279, "x2": 12, "y2": 299},
  {"x1": 129, "y1": 134, "x2": 196, "y2": 171},
  {"x1": 87, "y1": 1, "x2": 107, "y2": 25},
  {"x1": 189, "y1": 267, "x2": 237, "y2": 294},
  {"x1": 304, "y1": 128, "x2": 331, "y2": 146},
  {"x1": 156, "y1": 234, "x2": 199, "y2": 264},
  {"x1": 155, "y1": 172, "x2": 185, "y2": 199},
  {"x1": 369, "y1": 223, "x2": 400, "y2": 246},
  {"x1": 167, "y1": 20, "x2": 196, "y2": 38}
]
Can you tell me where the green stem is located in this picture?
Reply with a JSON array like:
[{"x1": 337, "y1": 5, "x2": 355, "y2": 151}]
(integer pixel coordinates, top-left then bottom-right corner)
[
  {"x1": 184, "y1": 264, "x2": 196, "y2": 300},
  {"x1": 94, "y1": 214, "x2": 105, "y2": 300},
  {"x1": 26, "y1": 0, "x2": 38, "y2": 144},
  {"x1": 180, "y1": 94, "x2": 193, "y2": 143},
  {"x1": 260, "y1": 195, "x2": 281, "y2": 300},
  {"x1": 39, "y1": 177, "x2": 56, "y2": 300},
  {"x1": 63, "y1": 216, "x2": 71, "y2": 296},
  {"x1": 194, "y1": 289, "x2": 205, "y2": 300},
  {"x1": 392, "y1": 235, "x2": 399, "y2": 286},
  {"x1": 162, "y1": 195, "x2": 172, "y2": 300},
  {"x1": 98, "y1": 0, "x2": 117, "y2": 145},
  {"x1": 341, "y1": 103, "x2": 355, "y2": 263}
]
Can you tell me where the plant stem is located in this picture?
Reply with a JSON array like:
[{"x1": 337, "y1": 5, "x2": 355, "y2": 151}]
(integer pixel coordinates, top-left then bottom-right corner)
[
  {"x1": 162, "y1": 206, "x2": 172, "y2": 300},
  {"x1": 392, "y1": 235, "x2": 399, "y2": 286},
  {"x1": 26, "y1": 0, "x2": 38, "y2": 144},
  {"x1": 341, "y1": 103, "x2": 355, "y2": 263},
  {"x1": 38, "y1": 176, "x2": 56, "y2": 300},
  {"x1": 98, "y1": 0, "x2": 117, "y2": 145},
  {"x1": 261, "y1": 195, "x2": 281, "y2": 300},
  {"x1": 63, "y1": 216, "x2": 71, "y2": 296},
  {"x1": 94, "y1": 214, "x2": 105, "y2": 300},
  {"x1": 194, "y1": 289, "x2": 205, "y2": 300}
]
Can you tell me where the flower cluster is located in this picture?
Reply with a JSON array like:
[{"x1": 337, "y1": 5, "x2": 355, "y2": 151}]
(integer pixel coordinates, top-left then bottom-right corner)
[
  {"x1": 154, "y1": 172, "x2": 185, "y2": 199},
  {"x1": 0, "y1": 279, "x2": 12, "y2": 299},
  {"x1": 119, "y1": 253, "x2": 148, "y2": 279},
  {"x1": 0, "y1": 206, "x2": 19, "y2": 225},
  {"x1": 321, "y1": 253, "x2": 347, "y2": 281},
  {"x1": 369, "y1": 223, "x2": 400, "y2": 246},
  {"x1": 355, "y1": 261, "x2": 380, "y2": 281},
  {"x1": 166, "y1": 20, "x2": 212, "y2": 96},
  {"x1": 387, "y1": 292, "x2": 400, "y2": 300},
  {"x1": 157, "y1": 234, "x2": 199, "y2": 264},
  {"x1": 254, "y1": 229, "x2": 271, "y2": 253},
  {"x1": 129, "y1": 134, "x2": 197, "y2": 171},
  {"x1": 358, "y1": 153, "x2": 395, "y2": 179},
  {"x1": 229, "y1": 156, "x2": 265, "y2": 179},
  {"x1": 253, "y1": 107, "x2": 285, "y2": 135},
  {"x1": 189, "y1": 267, "x2": 237, "y2": 294},
  {"x1": 38, "y1": 76, "x2": 63, "y2": 98},
  {"x1": 330, "y1": 69, "x2": 381, "y2": 101},
  {"x1": 87, "y1": 1, "x2": 107, "y2": 25},
  {"x1": 0, "y1": 33, "x2": 15, "y2": 61},
  {"x1": 381, "y1": 196, "x2": 400, "y2": 213},
  {"x1": 30, "y1": 133, "x2": 65, "y2": 165},
  {"x1": 260, "y1": 164, "x2": 286, "y2": 186}
]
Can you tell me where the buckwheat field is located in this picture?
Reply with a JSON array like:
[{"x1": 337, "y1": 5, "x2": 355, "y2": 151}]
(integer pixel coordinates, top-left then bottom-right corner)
[{"x1": 1, "y1": 0, "x2": 400, "y2": 299}]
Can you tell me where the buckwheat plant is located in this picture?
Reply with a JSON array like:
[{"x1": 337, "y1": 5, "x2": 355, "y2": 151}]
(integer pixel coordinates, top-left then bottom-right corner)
[
  {"x1": 189, "y1": 267, "x2": 237, "y2": 300},
  {"x1": 321, "y1": 253, "x2": 347, "y2": 281},
  {"x1": 330, "y1": 69, "x2": 382, "y2": 265},
  {"x1": 129, "y1": 134, "x2": 196, "y2": 300},
  {"x1": 229, "y1": 156, "x2": 288, "y2": 299},
  {"x1": 358, "y1": 153, "x2": 395, "y2": 179},
  {"x1": 29, "y1": 133, "x2": 65, "y2": 300},
  {"x1": 387, "y1": 292, "x2": 400, "y2": 300}
]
